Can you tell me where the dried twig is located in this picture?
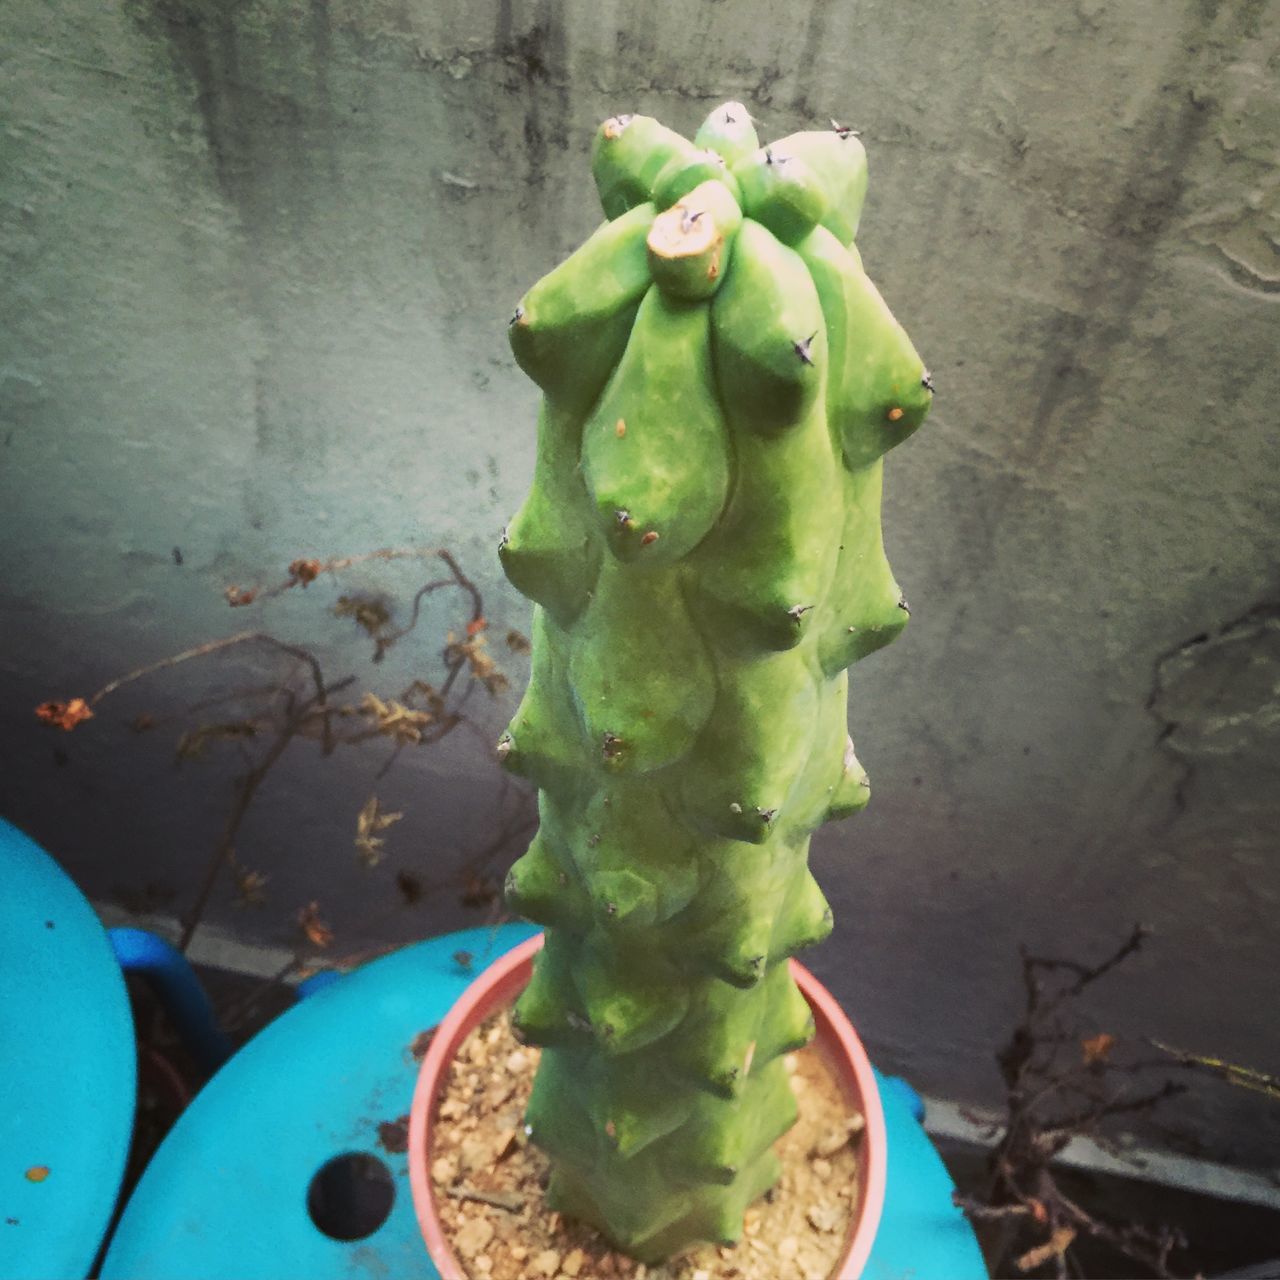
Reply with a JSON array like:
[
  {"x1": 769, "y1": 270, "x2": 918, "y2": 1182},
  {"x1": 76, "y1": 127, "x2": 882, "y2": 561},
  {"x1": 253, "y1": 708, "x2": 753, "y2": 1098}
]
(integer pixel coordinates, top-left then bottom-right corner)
[
  {"x1": 37, "y1": 547, "x2": 526, "y2": 962},
  {"x1": 214, "y1": 781, "x2": 536, "y2": 1034},
  {"x1": 445, "y1": 1185, "x2": 525, "y2": 1212},
  {"x1": 954, "y1": 927, "x2": 1192, "y2": 1278},
  {"x1": 1148, "y1": 1040, "x2": 1280, "y2": 1100}
]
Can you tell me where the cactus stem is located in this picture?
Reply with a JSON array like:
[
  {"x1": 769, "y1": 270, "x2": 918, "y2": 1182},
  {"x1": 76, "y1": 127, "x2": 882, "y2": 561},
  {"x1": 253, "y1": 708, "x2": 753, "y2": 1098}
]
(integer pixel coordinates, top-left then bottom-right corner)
[{"x1": 504, "y1": 104, "x2": 930, "y2": 1260}]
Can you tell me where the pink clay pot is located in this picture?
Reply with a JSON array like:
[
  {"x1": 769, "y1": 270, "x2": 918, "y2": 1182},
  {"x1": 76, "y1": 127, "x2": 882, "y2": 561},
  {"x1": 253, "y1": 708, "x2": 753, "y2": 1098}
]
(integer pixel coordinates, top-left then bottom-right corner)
[{"x1": 408, "y1": 933, "x2": 887, "y2": 1280}]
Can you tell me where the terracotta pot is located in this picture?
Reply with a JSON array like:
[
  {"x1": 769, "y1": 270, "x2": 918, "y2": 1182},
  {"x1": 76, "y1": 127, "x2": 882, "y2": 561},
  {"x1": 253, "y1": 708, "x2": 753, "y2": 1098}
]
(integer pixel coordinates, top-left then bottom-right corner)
[{"x1": 408, "y1": 933, "x2": 887, "y2": 1280}]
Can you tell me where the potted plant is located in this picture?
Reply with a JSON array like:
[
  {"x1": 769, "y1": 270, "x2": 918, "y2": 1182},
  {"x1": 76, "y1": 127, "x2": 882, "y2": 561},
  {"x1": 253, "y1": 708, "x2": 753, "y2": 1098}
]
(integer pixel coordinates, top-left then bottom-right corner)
[{"x1": 409, "y1": 99, "x2": 932, "y2": 1278}]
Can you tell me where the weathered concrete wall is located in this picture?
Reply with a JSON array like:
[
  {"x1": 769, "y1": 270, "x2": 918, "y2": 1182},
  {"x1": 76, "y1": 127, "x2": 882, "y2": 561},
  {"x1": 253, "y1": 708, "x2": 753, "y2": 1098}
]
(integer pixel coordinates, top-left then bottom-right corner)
[{"x1": 2, "y1": 0, "x2": 1277, "y2": 1165}]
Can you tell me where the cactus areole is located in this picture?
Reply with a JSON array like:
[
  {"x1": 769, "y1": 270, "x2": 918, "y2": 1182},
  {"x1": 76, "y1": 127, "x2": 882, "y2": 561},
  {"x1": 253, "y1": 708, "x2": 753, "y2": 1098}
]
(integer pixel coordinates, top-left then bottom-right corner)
[{"x1": 496, "y1": 101, "x2": 932, "y2": 1263}]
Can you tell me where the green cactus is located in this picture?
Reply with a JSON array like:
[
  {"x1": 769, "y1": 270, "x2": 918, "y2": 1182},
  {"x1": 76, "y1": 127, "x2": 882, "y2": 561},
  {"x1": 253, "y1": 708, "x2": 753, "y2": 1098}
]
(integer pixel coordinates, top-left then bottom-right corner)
[{"x1": 498, "y1": 101, "x2": 931, "y2": 1263}]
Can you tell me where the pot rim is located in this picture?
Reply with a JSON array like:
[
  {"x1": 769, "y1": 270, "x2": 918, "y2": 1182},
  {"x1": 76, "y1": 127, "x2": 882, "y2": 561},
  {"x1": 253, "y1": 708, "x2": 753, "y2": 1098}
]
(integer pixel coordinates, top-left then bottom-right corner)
[{"x1": 408, "y1": 932, "x2": 887, "y2": 1280}]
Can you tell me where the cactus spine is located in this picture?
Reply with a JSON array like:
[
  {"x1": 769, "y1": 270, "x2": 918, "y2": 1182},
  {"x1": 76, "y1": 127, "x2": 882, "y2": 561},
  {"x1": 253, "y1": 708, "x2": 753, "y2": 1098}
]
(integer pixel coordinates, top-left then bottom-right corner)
[{"x1": 498, "y1": 101, "x2": 932, "y2": 1262}]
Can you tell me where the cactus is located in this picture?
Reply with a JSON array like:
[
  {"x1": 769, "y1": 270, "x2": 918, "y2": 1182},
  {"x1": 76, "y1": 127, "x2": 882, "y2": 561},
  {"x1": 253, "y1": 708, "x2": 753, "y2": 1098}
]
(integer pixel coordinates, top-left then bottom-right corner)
[{"x1": 497, "y1": 101, "x2": 932, "y2": 1263}]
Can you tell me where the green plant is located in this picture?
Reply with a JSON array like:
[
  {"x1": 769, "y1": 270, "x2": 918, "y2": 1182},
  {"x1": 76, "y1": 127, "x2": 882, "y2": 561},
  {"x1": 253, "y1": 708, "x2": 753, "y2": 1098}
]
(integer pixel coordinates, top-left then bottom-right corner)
[{"x1": 497, "y1": 100, "x2": 932, "y2": 1261}]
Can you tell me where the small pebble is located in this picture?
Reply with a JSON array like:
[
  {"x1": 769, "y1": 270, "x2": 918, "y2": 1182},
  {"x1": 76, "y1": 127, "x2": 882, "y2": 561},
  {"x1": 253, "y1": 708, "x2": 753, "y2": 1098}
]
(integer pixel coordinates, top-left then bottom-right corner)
[
  {"x1": 531, "y1": 1247, "x2": 560, "y2": 1276},
  {"x1": 778, "y1": 1236, "x2": 799, "y2": 1260},
  {"x1": 807, "y1": 1202, "x2": 844, "y2": 1233},
  {"x1": 493, "y1": 1127, "x2": 518, "y2": 1162},
  {"x1": 453, "y1": 1215, "x2": 495, "y2": 1258},
  {"x1": 458, "y1": 1136, "x2": 489, "y2": 1173},
  {"x1": 813, "y1": 1126, "x2": 849, "y2": 1158},
  {"x1": 811, "y1": 1157, "x2": 832, "y2": 1179},
  {"x1": 431, "y1": 1155, "x2": 457, "y2": 1184},
  {"x1": 507, "y1": 1049, "x2": 530, "y2": 1074},
  {"x1": 474, "y1": 1256, "x2": 493, "y2": 1274},
  {"x1": 561, "y1": 1246, "x2": 586, "y2": 1276}
]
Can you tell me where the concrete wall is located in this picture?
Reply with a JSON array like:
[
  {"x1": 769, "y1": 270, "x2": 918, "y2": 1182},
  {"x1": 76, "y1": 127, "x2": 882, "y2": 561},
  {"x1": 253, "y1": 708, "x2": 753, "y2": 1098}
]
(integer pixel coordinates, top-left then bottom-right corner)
[{"x1": 3, "y1": 0, "x2": 1277, "y2": 1166}]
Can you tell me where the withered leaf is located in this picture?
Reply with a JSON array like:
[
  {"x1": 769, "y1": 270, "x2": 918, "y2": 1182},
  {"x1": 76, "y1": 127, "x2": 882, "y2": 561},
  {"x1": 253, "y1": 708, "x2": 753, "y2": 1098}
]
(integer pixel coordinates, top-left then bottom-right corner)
[
  {"x1": 297, "y1": 900, "x2": 334, "y2": 948},
  {"x1": 334, "y1": 594, "x2": 391, "y2": 638},
  {"x1": 396, "y1": 870, "x2": 425, "y2": 904},
  {"x1": 1082, "y1": 1032, "x2": 1115, "y2": 1065},
  {"x1": 355, "y1": 793, "x2": 403, "y2": 867},
  {"x1": 1016, "y1": 1226, "x2": 1076, "y2": 1272},
  {"x1": 35, "y1": 699, "x2": 94, "y2": 732},
  {"x1": 288, "y1": 558, "x2": 323, "y2": 585}
]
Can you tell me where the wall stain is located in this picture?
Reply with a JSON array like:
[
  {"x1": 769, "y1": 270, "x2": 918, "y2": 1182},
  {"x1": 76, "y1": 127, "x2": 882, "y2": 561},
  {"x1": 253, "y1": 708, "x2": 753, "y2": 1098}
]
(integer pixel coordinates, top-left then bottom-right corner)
[
  {"x1": 130, "y1": 0, "x2": 345, "y2": 525},
  {"x1": 789, "y1": 3, "x2": 831, "y2": 119},
  {"x1": 496, "y1": 0, "x2": 570, "y2": 193},
  {"x1": 1021, "y1": 89, "x2": 1209, "y2": 471},
  {"x1": 1014, "y1": 0, "x2": 1254, "y2": 473}
]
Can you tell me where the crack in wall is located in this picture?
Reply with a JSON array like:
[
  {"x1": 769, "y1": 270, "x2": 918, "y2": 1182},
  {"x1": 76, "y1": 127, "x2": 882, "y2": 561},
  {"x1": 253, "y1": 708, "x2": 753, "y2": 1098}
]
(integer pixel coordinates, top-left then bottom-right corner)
[{"x1": 1146, "y1": 601, "x2": 1280, "y2": 823}]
